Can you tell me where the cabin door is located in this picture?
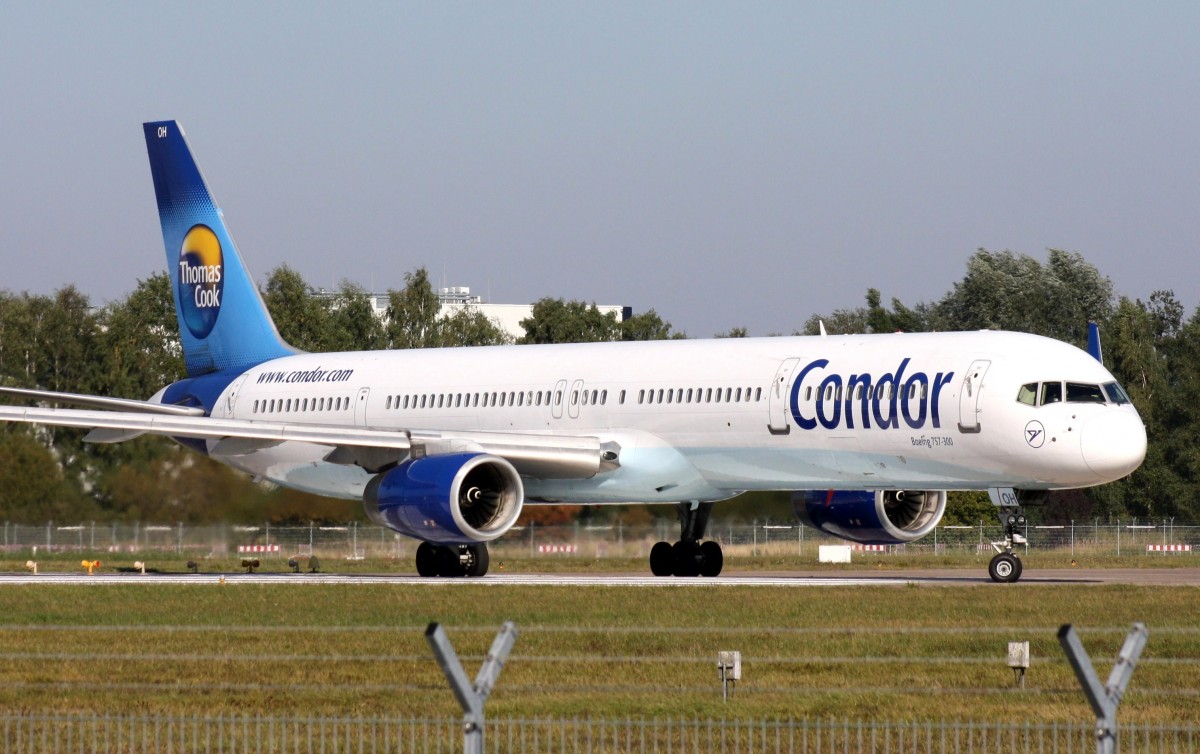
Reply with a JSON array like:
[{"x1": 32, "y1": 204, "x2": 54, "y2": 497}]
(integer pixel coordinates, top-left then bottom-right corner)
[
  {"x1": 768, "y1": 358, "x2": 801, "y2": 432},
  {"x1": 957, "y1": 360, "x2": 991, "y2": 433}
]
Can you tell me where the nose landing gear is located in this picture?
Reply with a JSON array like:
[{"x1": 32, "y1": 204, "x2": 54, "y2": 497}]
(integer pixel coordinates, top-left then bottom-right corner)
[{"x1": 988, "y1": 512, "x2": 1027, "y2": 583}]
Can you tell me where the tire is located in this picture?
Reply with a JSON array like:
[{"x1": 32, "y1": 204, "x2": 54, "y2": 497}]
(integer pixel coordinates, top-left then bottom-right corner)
[
  {"x1": 464, "y1": 544, "x2": 490, "y2": 577},
  {"x1": 649, "y1": 541, "x2": 674, "y2": 577},
  {"x1": 415, "y1": 542, "x2": 439, "y2": 577},
  {"x1": 699, "y1": 541, "x2": 724, "y2": 577},
  {"x1": 436, "y1": 545, "x2": 465, "y2": 577},
  {"x1": 1012, "y1": 556, "x2": 1023, "y2": 582},
  {"x1": 671, "y1": 540, "x2": 702, "y2": 577},
  {"x1": 988, "y1": 553, "x2": 1019, "y2": 583}
]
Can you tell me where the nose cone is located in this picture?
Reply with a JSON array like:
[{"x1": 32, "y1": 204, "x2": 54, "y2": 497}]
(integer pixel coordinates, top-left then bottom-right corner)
[{"x1": 1081, "y1": 411, "x2": 1148, "y2": 481}]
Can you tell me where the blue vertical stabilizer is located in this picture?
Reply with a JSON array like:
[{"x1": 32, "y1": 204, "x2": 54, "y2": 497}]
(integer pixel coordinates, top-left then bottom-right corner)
[{"x1": 143, "y1": 121, "x2": 297, "y2": 376}]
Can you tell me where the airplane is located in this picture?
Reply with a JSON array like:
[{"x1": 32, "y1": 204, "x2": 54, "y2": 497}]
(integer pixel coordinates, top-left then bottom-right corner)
[{"x1": 0, "y1": 121, "x2": 1147, "y2": 582}]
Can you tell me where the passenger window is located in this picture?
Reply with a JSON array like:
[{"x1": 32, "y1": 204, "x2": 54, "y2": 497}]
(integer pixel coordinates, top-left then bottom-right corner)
[
  {"x1": 1066, "y1": 382, "x2": 1106, "y2": 404},
  {"x1": 571, "y1": 390, "x2": 579, "y2": 405},
  {"x1": 600, "y1": 390, "x2": 607, "y2": 405},
  {"x1": 1016, "y1": 383, "x2": 1037, "y2": 406},
  {"x1": 1040, "y1": 382, "x2": 1063, "y2": 405},
  {"x1": 755, "y1": 387, "x2": 762, "y2": 401},
  {"x1": 619, "y1": 389, "x2": 625, "y2": 404}
]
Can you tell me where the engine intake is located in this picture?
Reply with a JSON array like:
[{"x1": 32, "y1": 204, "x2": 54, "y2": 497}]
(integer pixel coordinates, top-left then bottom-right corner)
[
  {"x1": 792, "y1": 489, "x2": 947, "y2": 545},
  {"x1": 363, "y1": 453, "x2": 524, "y2": 544}
]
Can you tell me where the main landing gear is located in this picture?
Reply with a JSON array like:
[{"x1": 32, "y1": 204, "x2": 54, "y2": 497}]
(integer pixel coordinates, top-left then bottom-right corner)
[
  {"x1": 415, "y1": 541, "x2": 490, "y2": 578},
  {"x1": 988, "y1": 512, "x2": 1027, "y2": 583},
  {"x1": 649, "y1": 502, "x2": 724, "y2": 577}
]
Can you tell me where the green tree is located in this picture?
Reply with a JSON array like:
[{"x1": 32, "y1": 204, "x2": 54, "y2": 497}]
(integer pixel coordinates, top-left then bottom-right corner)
[
  {"x1": 385, "y1": 268, "x2": 441, "y2": 349},
  {"x1": 934, "y1": 249, "x2": 1114, "y2": 344},
  {"x1": 519, "y1": 299, "x2": 622, "y2": 344},
  {"x1": 438, "y1": 308, "x2": 512, "y2": 347},
  {"x1": 328, "y1": 282, "x2": 384, "y2": 351},
  {"x1": 0, "y1": 429, "x2": 95, "y2": 522},
  {"x1": 621, "y1": 309, "x2": 682, "y2": 341},
  {"x1": 261, "y1": 265, "x2": 332, "y2": 351},
  {"x1": 715, "y1": 327, "x2": 749, "y2": 338},
  {"x1": 98, "y1": 273, "x2": 184, "y2": 400}
]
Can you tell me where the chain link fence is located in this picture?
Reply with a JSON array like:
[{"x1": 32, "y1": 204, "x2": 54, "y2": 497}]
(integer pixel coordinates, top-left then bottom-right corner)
[
  {"x1": 1, "y1": 712, "x2": 1195, "y2": 753},
  {"x1": 2, "y1": 520, "x2": 1198, "y2": 563}
]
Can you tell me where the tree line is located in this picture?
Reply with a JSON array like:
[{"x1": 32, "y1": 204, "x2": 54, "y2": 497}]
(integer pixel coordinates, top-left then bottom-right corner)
[{"x1": 0, "y1": 249, "x2": 1194, "y2": 525}]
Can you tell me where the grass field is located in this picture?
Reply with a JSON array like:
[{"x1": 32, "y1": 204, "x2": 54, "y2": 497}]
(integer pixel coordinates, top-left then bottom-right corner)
[{"x1": 0, "y1": 575, "x2": 1197, "y2": 727}]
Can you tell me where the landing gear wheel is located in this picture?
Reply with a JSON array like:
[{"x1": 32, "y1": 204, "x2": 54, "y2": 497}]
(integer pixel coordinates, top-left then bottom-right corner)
[
  {"x1": 1012, "y1": 555, "x2": 1023, "y2": 582},
  {"x1": 415, "y1": 542, "x2": 439, "y2": 577},
  {"x1": 649, "y1": 541, "x2": 674, "y2": 577},
  {"x1": 988, "y1": 553, "x2": 1021, "y2": 583},
  {"x1": 699, "y1": 541, "x2": 724, "y2": 577},
  {"x1": 436, "y1": 545, "x2": 465, "y2": 577},
  {"x1": 463, "y1": 544, "x2": 490, "y2": 577},
  {"x1": 671, "y1": 540, "x2": 702, "y2": 577}
]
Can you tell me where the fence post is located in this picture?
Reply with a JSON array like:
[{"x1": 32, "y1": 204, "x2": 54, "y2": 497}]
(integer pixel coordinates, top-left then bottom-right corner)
[
  {"x1": 1058, "y1": 623, "x2": 1148, "y2": 754},
  {"x1": 425, "y1": 622, "x2": 518, "y2": 754}
]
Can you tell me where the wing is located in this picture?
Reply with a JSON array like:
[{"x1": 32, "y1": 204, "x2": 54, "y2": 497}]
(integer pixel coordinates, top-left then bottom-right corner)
[{"x1": 0, "y1": 403, "x2": 618, "y2": 480}]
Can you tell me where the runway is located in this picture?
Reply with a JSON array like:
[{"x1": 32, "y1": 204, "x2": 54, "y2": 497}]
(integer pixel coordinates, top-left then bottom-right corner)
[{"x1": 0, "y1": 567, "x2": 1196, "y2": 586}]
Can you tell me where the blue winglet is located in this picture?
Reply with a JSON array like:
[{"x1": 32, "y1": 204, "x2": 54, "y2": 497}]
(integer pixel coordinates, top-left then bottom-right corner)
[{"x1": 1086, "y1": 322, "x2": 1103, "y2": 364}]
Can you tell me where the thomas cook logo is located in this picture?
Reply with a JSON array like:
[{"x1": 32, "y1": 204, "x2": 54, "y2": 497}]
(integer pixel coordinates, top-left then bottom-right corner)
[{"x1": 178, "y1": 224, "x2": 224, "y2": 339}]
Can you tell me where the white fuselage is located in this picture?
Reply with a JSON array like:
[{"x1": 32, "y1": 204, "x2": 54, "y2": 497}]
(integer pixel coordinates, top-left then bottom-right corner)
[{"x1": 201, "y1": 330, "x2": 1147, "y2": 506}]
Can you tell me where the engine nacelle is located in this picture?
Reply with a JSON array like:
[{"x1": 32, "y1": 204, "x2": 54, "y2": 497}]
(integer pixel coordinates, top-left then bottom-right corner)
[
  {"x1": 792, "y1": 489, "x2": 947, "y2": 545},
  {"x1": 363, "y1": 453, "x2": 524, "y2": 545}
]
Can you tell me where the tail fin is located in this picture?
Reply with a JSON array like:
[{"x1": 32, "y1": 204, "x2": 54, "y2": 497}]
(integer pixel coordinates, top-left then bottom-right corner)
[{"x1": 143, "y1": 121, "x2": 296, "y2": 377}]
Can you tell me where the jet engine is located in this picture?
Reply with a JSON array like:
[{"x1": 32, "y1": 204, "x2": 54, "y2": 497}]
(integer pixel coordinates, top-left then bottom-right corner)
[
  {"x1": 363, "y1": 452, "x2": 524, "y2": 544},
  {"x1": 792, "y1": 489, "x2": 947, "y2": 545}
]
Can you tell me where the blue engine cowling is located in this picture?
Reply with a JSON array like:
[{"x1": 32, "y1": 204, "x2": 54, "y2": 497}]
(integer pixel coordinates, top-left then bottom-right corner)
[
  {"x1": 792, "y1": 489, "x2": 946, "y2": 545},
  {"x1": 363, "y1": 452, "x2": 524, "y2": 545}
]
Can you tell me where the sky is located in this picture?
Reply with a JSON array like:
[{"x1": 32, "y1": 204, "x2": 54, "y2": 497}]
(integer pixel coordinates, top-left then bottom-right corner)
[{"x1": 1, "y1": 2, "x2": 1197, "y2": 338}]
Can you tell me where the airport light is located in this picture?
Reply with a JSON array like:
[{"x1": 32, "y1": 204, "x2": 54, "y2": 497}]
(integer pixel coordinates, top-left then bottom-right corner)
[
  {"x1": 25, "y1": 560, "x2": 37, "y2": 575},
  {"x1": 133, "y1": 561, "x2": 146, "y2": 575},
  {"x1": 80, "y1": 560, "x2": 100, "y2": 575},
  {"x1": 288, "y1": 558, "x2": 300, "y2": 573},
  {"x1": 241, "y1": 558, "x2": 260, "y2": 573},
  {"x1": 308, "y1": 555, "x2": 321, "y2": 573},
  {"x1": 186, "y1": 560, "x2": 199, "y2": 574}
]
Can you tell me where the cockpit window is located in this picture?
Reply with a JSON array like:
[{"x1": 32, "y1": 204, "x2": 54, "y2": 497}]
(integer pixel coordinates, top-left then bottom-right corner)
[
  {"x1": 1016, "y1": 383, "x2": 1037, "y2": 406},
  {"x1": 1103, "y1": 381, "x2": 1131, "y2": 405},
  {"x1": 1040, "y1": 382, "x2": 1063, "y2": 405},
  {"x1": 1066, "y1": 382, "x2": 1107, "y2": 403}
]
